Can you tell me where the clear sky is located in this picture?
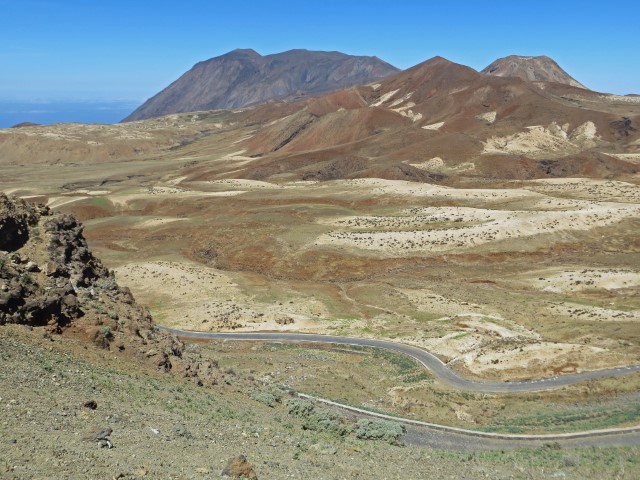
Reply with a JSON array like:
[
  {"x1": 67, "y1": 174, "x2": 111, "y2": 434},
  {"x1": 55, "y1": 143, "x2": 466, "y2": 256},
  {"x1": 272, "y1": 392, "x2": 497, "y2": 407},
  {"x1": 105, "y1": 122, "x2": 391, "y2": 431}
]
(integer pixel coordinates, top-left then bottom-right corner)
[{"x1": 1, "y1": 0, "x2": 639, "y2": 104}]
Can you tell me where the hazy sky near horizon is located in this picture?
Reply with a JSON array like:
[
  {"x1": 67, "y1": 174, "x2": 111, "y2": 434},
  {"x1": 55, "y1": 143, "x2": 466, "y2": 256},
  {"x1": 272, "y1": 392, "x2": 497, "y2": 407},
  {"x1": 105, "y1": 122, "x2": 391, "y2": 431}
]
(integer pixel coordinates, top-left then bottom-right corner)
[{"x1": 2, "y1": 0, "x2": 639, "y2": 102}]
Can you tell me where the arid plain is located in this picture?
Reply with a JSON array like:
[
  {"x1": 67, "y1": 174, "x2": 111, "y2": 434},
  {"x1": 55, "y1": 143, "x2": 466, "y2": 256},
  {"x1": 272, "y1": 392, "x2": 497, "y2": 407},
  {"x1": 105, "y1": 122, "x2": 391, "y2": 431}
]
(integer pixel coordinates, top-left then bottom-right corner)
[{"x1": 2, "y1": 55, "x2": 640, "y2": 477}]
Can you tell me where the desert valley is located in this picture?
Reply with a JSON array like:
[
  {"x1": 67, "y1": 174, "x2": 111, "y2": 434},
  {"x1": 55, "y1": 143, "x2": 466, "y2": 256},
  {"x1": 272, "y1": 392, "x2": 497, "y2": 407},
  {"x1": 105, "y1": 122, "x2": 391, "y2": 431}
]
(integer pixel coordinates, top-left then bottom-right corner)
[{"x1": 2, "y1": 49, "x2": 640, "y2": 478}]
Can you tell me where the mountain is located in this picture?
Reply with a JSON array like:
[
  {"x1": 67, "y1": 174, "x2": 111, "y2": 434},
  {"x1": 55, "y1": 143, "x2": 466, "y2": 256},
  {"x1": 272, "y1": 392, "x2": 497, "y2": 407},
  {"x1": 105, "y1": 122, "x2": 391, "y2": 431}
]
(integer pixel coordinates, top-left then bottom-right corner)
[
  {"x1": 4, "y1": 54, "x2": 638, "y2": 183},
  {"x1": 230, "y1": 55, "x2": 638, "y2": 182},
  {"x1": 481, "y1": 55, "x2": 587, "y2": 89},
  {"x1": 123, "y1": 49, "x2": 399, "y2": 122}
]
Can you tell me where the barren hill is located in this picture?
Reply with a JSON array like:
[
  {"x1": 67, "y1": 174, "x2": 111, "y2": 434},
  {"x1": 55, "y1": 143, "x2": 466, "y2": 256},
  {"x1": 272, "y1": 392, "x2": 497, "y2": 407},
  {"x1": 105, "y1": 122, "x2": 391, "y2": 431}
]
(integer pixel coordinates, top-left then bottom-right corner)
[
  {"x1": 234, "y1": 56, "x2": 639, "y2": 182},
  {"x1": 123, "y1": 48, "x2": 399, "y2": 121},
  {"x1": 482, "y1": 55, "x2": 587, "y2": 89}
]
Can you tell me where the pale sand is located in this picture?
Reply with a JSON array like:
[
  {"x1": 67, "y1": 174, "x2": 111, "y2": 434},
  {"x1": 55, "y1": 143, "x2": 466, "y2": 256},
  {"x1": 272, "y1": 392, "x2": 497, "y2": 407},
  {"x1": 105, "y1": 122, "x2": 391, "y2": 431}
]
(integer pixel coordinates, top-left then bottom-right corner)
[
  {"x1": 547, "y1": 302, "x2": 640, "y2": 323},
  {"x1": 71, "y1": 189, "x2": 112, "y2": 196},
  {"x1": 483, "y1": 121, "x2": 598, "y2": 156},
  {"x1": 521, "y1": 178, "x2": 640, "y2": 203},
  {"x1": 408, "y1": 158, "x2": 476, "y2": 173},
  {"x1": 221, "y1": 149, "x2": 254, "y2": 160},
  {"x1": 399, "y1": 331, "x2": 620, "y2": 379},
  {"x1": 389, "y1": 92, "x2": 413, "y2": 108},
  {"x1": 607, "y1": 153, "x2": 640, "y2": 164},
  {"x1": 115, "y1": 261, "x2": 328, "y2": 333},
  {"x1": 333, "y1": 178, "x2": 541, "y2": 201},
  {"x1": 475, "y1": 111, "x2": 497, "y2": 123},
  {"x1": 421, "y1": 121, "x2": 445, "y2": 131},
  {"x1": 516, "y1": 267, "x2": 640, "y2": 293},
  {"x1": 108, "y1": 188, "x2": 246, "y2": 206},
  {"x1": 369, "y1": 89, "x2": 400, "y2": 107},
  {"x1": 204, "y1": 179, "x2": 283, "y2": 189},
  {"x1": 396, "y1": 109, "x2": 423, "y2": 122},
  {"x1": 412, "y1": 157, "x2": 444, "y2": 170},
  {"x1": 457, "y1": 342, "x2": 611, "y2": 376},
  {"x1": 315, "y1": 179, "x2": 640, "y2": 256},
  {"x1": 396, "y1": 287, "x2": 492, "y2": 318},
  {"x1": 132, "y1": 217, "x2": 188, "y2": 229},
  {"x1": 314, "y1": 187, "x2": 640, "y2": 254},
  {"x1": 166, "y1": 176, "x2": 188, "y2": 186},
  {"x1": 46, "y1": 196, "x2": 87, "y2": 208}
]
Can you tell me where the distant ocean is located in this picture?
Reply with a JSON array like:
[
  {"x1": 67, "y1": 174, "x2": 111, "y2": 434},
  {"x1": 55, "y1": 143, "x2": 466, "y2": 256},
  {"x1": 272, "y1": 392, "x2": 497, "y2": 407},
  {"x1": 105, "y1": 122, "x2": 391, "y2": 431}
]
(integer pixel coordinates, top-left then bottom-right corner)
[{"x1": 0, "y1": 99, "x2": 142, "y2": 128}]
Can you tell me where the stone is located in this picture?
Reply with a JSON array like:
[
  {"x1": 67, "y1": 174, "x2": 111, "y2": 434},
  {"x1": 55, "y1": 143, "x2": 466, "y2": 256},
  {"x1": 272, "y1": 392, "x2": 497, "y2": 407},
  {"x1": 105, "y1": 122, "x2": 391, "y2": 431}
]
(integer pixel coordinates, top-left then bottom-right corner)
[
  {"x1": 82, "y1": 399, "x2": 98, "y2": 410},
  {"x1": 221, "y1": 455, "x2": 258, "y2": 479},
  {"x1": 25, "y1": 261, "x2": 39, "y2": 272},
  {"x1": 83, "y1": 427, "x2": 112, "y2": 442}
]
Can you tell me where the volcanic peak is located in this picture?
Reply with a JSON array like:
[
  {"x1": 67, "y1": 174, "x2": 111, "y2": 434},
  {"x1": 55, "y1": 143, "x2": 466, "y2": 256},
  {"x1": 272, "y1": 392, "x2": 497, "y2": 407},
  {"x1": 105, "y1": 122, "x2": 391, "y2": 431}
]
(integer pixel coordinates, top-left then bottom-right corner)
[{"x1": 481, "y1": 55, "x2": 587, "y2": 89}]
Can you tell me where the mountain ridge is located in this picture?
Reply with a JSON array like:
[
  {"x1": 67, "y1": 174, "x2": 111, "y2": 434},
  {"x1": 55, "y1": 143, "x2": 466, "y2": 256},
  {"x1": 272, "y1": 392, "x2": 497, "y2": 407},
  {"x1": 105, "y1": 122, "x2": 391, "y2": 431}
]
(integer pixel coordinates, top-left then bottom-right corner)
[{"x1": 123, "y1": 49, "x2": 399, "y2": 121}]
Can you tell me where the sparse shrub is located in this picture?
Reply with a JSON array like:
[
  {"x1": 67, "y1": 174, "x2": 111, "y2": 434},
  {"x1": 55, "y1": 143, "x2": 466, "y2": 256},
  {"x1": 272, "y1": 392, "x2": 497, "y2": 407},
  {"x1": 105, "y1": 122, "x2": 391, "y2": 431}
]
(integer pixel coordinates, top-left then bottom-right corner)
[
  {"x1": 95, "y1": 277, "x2": 117, "y2": 290},
  {"x1": 252, "y1": 391, "x2": 279, "y2": 407},
  {"x1": 251, "y1": 385, "x2": 286, "y2": 408},
  {"x1": 305, "y1": 407, "x2": 352, "y2": 436},
  {"x1": 286, "y1": 398, "x2": 315, "y2": 417},
  {"x1": 563, "y1": 455, "x2": 580, "y2": 467},
  {"x1": 354, "y1": 418, "x2": 406, "y2": 445},
  {"x1": 285, "y1": 398, "x2": 352, "y2": 436},
  {"x1": 99, "y1": 325, "x2": 113, "y2": 338},
  {"x1": 93, "y1": 325, "x2": 113, "y2": 349}
]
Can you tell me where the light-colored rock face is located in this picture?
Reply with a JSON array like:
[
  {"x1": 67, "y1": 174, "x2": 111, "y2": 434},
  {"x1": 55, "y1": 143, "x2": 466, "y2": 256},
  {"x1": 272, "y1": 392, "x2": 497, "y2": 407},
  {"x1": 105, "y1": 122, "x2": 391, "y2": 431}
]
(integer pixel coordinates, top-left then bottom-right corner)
[
  {"x1": 482, "y1": 121, "x2": 600, "y2": 156},
  {"x1": 481, "y1": 55, "x2": 587, "y2": 89}
]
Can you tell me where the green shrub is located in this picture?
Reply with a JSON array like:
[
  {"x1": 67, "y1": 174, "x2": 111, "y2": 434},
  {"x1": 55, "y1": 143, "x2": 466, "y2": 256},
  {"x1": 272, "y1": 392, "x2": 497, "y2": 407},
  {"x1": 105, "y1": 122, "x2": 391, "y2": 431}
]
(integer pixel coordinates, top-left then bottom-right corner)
[
  {"x1": 285, "y1": 398, "x2": 352, "y2": 436},
  {"x1": 252, "y1": 390, "x2": 280, "y2": 408},
  {"x1": 354, "y1": 418, "x2": 406, "y2": 445},
  {"x1": 99, "y1": 325, "x2": 113, "y2": 339},
  {"x1": 286, "y1": 398, "x2": 315, "y2": 417}
]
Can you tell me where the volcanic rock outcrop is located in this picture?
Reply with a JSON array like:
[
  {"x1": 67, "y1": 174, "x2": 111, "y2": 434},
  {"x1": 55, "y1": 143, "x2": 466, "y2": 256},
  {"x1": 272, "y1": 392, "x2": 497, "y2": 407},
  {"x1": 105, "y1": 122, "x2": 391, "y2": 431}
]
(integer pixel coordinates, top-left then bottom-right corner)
[
  {"x1": 0, "y1": 193, "x2": 142, "y2": 328},
  {"x1": 0, "y1": 193, "x2": 219, "y2": 384}
]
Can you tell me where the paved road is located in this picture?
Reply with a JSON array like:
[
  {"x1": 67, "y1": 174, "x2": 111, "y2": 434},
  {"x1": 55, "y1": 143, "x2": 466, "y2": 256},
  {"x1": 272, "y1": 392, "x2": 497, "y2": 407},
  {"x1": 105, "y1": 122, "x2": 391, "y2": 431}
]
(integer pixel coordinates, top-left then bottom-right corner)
[
  {"x1": 160, "y1": 327, "x2": 640, "y2": 393},
  {"x1": 160, "y1": 326, "x2": 640, "y2": 448}
]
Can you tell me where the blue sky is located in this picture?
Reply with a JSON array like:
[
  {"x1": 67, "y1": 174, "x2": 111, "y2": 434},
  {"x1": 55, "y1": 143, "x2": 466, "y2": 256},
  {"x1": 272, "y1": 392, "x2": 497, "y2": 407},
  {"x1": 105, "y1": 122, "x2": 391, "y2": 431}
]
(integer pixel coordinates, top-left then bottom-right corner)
[{"x1": 1, "y1": 0, "x2": 639, "y2": 103}]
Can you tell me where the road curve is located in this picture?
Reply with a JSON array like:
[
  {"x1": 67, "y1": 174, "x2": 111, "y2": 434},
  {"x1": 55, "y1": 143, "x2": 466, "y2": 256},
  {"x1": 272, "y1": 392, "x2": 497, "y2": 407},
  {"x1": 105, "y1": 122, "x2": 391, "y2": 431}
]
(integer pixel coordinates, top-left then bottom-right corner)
[
  {"x1": 161, "y1": 326, "x2": 640, "y2": 447},
  {"x1": 159, "y1": 327, "x2": 640, "y2": 393}
]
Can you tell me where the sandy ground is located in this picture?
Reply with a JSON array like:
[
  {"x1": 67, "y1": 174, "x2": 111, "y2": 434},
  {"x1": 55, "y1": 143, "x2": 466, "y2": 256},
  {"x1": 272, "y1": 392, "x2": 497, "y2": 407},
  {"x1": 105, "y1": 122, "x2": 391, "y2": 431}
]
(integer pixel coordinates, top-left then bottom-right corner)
[
  {"x1": 521, "y1": 178, "x2": 640, "y2": 203},
  {"x1": 39, "y1": 174, "x2": 636, "y2": 383},
  {"x1": 483, "y1": 121, "x2": 598, "y2": 156},
  {"x1": 422, "y1": 121, "x2": 445, "y2": 130},
  {"x1": 546, "y1": 302, "x2": 640, "y2": 323},
  {"x1": 107, "y1": 186, "x2": 247, "y2": 206},
  {"x1": 203, "y1": 179, "x2": 284, "y2": 190},
  {"x1": 114, "y1": 261, "x2": 325, "y2": 332},
  {"x1": 314, "y1": 201, "x2": 640, "y2": 254},
  {"x1": 475, "y1": 111, "x2": 497, "y2": 123},
  {"x1": 513, "y1": 267, "x2": 640, "y2": 293},
  {"x1": 608, "y1": 153, "x2": 640, "y2": 164}
]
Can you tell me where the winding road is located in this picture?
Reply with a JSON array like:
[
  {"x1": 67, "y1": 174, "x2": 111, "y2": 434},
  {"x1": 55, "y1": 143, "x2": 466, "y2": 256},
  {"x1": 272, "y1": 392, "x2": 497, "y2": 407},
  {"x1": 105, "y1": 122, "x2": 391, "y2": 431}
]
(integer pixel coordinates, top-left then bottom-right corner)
[
  {"x1": 160, "y1": 326, "x2": 640, "y2": 448},
  {"x1": 160, "y1": 327, "x2": 640, "y2": 393}
]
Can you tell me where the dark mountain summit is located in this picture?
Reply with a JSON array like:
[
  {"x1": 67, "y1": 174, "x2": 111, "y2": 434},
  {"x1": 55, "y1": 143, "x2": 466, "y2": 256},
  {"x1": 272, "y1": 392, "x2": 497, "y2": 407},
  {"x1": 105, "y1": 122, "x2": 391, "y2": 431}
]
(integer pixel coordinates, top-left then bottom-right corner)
[
  {"x1": 481, "y1": 55, "x2": 587, "y2": 89},
  {"x1": 123, "y1": 49, "x2": 399, "y2": 121}
]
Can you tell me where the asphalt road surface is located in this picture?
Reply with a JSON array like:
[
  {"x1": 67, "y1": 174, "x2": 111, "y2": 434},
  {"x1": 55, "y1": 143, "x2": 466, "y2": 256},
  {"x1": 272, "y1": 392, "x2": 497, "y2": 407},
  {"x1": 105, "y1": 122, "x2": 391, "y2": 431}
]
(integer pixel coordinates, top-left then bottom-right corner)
[
  {"x1": 160, "y1": 327, "x2": 640, "y2": 393},
  {"x1": 160, "y1": 326, "x2": 640, "y2": 448}
]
